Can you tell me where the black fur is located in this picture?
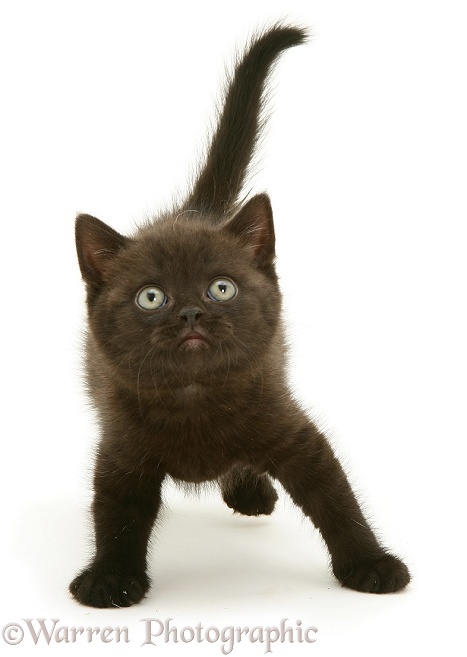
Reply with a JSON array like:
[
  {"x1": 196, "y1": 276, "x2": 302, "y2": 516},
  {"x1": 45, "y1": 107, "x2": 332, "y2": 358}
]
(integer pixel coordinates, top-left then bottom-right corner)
[{"x1": 70, "y1": 24, "x2": 410, "y2": 608}]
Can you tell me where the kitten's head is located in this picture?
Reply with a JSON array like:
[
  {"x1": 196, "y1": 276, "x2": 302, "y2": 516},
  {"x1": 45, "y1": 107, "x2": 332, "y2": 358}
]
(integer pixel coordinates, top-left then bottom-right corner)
[{"x1": 76, "y1": 194, "x2": 282, "y2": 391}]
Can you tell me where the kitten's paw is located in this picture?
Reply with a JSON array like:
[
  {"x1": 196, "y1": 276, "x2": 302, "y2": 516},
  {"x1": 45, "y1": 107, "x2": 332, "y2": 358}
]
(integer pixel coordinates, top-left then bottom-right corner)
[
  {"x1": 69, "y1": 565, "x2": 149, "y2": 608},
  {"x1": 335, "y1": 554, "x2": 410, "y2": 594},
  {"x1": 223, "y1": 477, "x2": 278, "y2": 516}
]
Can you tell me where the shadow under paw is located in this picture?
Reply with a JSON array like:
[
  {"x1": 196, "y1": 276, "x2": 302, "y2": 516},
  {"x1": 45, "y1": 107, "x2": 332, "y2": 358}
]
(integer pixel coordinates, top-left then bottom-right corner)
[
  {"x1": 336, "y1": 554, "x2": 410, "y2": 594},
  {"x1": 69, "y1": 565, "x2": 149, "y2": 608}
]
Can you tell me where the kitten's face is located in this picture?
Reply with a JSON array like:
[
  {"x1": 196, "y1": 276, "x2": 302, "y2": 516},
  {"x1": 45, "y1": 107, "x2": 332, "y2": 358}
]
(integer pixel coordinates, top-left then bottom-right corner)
[{"x1": 80, "y1": 201, "x2": 281, "y2": 391}]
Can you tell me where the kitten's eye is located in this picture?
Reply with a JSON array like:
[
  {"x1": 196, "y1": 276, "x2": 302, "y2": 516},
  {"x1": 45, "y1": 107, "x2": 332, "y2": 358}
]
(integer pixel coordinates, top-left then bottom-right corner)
[
  {"x1": 207, "y1": 278, "x2": 237, "y2": 302},
  {"x1": 136, "y1": 286, "x2": 167, "y2": 310}
]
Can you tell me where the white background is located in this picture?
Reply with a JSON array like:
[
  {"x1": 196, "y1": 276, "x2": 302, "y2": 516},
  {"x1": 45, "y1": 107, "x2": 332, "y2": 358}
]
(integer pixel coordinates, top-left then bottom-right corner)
[{"x1": 1, "y1": 0, "x2": 466, "y2": 655}]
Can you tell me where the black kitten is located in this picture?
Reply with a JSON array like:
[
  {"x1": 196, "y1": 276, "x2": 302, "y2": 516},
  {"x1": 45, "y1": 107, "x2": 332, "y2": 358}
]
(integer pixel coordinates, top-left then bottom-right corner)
[{"x1": 70, "y1": 24, "x2": 410, "y2": 608}]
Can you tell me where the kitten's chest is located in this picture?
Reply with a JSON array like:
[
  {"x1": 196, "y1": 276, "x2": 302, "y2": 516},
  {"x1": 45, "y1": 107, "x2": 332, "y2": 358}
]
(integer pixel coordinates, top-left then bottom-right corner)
[
  {"x1": 156, "y1": 381, "x2": 239, "y2": 421},
  {"x1": 156, "y1": 420, "x2": 242, "y2": 484},
  {"x1": 142, "y1": 385, "x2": 251, "y2": 482}
]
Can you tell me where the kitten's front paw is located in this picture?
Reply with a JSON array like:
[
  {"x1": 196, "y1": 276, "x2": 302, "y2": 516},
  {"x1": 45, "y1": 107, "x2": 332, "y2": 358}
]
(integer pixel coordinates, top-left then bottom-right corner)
[
  {"x1": 335, "y1": 554, "x2": 410, "y2": 594},
  {"x1": 69, "y1": 565, "x2": 150, "y2": 608}
]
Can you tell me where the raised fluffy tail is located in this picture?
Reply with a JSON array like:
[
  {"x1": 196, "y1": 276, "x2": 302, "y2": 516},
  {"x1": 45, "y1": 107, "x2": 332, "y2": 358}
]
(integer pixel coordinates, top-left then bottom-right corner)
[{"x1": 182, "y1": 23, "x2": 307, "y2": 217}]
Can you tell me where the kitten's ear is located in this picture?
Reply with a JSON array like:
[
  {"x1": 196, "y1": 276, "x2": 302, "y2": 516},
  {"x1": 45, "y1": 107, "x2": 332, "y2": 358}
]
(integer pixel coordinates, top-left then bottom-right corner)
[
  {"x1": 75, "y1": 214, "x2": 128, "y2": 287},
  {"x1": 226, "y1": 193, "x2": 275, "y2": 267}
]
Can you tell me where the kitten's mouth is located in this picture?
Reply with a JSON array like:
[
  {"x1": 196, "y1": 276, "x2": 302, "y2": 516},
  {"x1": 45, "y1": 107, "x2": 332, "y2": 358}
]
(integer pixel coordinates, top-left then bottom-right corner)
[{"x1": 179, "y1": 330, "x2": 210, "y2": 350}]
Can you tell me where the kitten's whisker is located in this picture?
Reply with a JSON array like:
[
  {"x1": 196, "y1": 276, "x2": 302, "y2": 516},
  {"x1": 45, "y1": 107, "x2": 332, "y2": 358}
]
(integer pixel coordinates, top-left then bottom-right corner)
[
  {"x1": 173, "y1": 209, "x2": 199, "y2": 227},
  {"x1": 136, "y1": 344, "x2": 157, "y2": 418}
]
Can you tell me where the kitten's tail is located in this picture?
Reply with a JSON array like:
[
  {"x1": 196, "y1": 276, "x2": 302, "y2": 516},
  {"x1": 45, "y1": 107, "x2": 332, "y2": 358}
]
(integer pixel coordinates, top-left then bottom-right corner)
[{"x1": 182, "y1": 23, "x2": 307, "y2": 217}]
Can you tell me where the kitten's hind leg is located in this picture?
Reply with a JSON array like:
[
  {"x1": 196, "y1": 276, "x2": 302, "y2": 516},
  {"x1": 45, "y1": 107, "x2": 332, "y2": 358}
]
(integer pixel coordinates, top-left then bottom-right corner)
[{"x1": 220, "y1": 465, "x2": 278, "y2": 516}]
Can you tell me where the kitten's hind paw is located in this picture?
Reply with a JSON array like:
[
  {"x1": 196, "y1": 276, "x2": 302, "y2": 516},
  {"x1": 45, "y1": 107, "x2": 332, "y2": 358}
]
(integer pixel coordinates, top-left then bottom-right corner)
[
  {"x1": 69, "y1": 565, "x2": 149, "y2": 608},
  {"x1": 222, "y1": 470, "x2": 278, "y2": 516},
  {"x1": 335, "y1": 554, "x2": 410, "y2": 594}
]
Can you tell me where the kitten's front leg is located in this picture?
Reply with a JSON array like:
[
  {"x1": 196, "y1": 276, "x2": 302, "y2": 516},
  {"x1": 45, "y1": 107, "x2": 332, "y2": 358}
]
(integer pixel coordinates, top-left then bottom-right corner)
[
  {"x1": 70, "y1": 453, "x2": 164, "y2": 608},
  {"x1": 272, "y1": 425, "x2": 410, "y2": 593}
]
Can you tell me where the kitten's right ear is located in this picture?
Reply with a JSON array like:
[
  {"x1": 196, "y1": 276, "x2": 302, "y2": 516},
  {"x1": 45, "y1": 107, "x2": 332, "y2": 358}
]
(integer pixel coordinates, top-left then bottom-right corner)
[{"x1": 75, "y1": 214, "x2": 128, "y2": 287}]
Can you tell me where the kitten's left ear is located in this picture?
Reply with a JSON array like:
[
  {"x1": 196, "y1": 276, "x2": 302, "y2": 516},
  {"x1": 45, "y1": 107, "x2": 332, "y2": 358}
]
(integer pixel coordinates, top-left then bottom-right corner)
[
  {"x1": 75, "y1": 213, "x2": 128, "y2": 288},
  {"x1": 226, "y1": 193, "x2": 275, "y2": 267}
]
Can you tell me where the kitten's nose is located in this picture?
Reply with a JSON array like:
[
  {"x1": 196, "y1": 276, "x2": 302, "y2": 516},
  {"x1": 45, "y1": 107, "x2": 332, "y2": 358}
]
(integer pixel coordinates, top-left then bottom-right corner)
[{"x1": 178, "y1": 307, "x2": 204, "y2": 325}]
